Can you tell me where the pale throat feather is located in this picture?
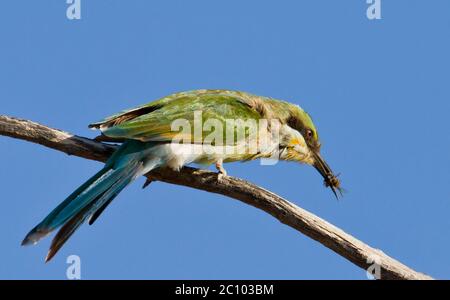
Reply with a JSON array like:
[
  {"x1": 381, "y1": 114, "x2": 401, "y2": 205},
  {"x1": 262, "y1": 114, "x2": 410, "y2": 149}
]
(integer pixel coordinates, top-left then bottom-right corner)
[{"x1": 278, "y1": 124, "x2": 314, "y2": 164}]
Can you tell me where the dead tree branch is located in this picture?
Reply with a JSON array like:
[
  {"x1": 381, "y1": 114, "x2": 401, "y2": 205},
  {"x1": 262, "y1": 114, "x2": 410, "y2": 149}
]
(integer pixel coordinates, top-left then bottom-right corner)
[{"x1": 0, "y1": 115, "x2": 432, "y2": 280}]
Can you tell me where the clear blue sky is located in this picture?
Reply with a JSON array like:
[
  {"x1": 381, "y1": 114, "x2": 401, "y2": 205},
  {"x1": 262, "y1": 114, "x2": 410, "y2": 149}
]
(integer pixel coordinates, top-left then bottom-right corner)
[{"x1": 0, "y1": 1, "x2": 449, "y2": 279}]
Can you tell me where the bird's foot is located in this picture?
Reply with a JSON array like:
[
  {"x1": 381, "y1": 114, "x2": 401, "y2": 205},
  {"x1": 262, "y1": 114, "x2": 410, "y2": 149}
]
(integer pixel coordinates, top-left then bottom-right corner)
[{"x1": 215, "y1": 159, "x2": 227, "y2": 182}]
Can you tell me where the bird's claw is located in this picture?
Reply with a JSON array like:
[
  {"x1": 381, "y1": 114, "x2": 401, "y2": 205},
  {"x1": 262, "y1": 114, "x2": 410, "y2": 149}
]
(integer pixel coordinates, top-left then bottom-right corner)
[
  {"x1": 217, "y1": 170, "x2": 228, "y2": 183},
  {"x1": 215, "y1": 159, "x2": 227, "y2": 182}
]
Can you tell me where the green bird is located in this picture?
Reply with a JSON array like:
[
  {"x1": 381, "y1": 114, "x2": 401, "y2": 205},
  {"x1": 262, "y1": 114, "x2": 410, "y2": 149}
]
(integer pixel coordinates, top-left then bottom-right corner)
[{"x1": 22, "y1": 89, "x2": 341, "y2": 261}]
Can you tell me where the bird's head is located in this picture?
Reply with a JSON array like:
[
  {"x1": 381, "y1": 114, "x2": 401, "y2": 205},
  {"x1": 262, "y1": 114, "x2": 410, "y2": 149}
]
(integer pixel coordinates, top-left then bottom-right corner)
[{"x1": 279, "y1": 106, "x2": 343, "y2": 199}]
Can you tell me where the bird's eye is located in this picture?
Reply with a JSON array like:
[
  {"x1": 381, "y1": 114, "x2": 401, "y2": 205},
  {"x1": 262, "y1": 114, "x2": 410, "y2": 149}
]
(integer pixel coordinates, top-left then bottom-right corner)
[{"x1": 306, "y1": 129, "x2": 313, "y2": 139}]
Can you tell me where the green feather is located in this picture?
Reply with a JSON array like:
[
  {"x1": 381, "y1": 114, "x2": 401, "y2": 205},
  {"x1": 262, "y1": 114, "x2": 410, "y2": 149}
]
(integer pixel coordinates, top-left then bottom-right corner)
[{"x1": 89, "y1": 89, "x2": 318, "y2": 147}]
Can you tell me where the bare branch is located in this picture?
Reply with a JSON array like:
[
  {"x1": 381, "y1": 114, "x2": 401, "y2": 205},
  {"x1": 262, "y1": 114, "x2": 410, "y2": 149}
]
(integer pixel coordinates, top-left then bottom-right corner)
[{"x1": 0, "y1": 115, "x2": 433, "y2": 280}]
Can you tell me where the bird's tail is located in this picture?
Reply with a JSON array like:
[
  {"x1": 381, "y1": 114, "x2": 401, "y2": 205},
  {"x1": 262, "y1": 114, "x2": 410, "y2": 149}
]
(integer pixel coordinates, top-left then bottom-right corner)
[{"x1": 22, "y1": 141, "x2": 158, "y2": 262}]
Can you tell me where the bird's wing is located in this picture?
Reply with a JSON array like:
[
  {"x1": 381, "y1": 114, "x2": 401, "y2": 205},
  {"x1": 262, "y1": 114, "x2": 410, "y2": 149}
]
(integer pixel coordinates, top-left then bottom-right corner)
[{"x1": 89, "y1": 90, "x2": 270, "y2": 145}]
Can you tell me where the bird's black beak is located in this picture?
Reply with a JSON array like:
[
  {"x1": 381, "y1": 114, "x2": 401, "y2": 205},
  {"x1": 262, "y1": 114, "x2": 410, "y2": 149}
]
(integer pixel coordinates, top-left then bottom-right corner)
[{"x1": 313, "y1": 152, "x2": 342, "y2": 199}]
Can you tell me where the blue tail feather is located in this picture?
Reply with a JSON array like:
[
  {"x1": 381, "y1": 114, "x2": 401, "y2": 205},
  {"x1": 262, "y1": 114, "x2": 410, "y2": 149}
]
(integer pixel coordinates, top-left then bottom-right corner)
[
  {"x1": 22, "y1": 141, "x2": 155, "y2": 261},
  {"x1": 43, "y1": 162, "x2": 140, "y2": 262}
]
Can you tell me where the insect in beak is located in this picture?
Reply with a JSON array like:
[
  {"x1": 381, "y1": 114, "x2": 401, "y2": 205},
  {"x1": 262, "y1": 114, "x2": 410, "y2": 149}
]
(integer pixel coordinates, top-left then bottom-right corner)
[{"x1": 312, "y1": 152, "x2": 343, "y2": 199}]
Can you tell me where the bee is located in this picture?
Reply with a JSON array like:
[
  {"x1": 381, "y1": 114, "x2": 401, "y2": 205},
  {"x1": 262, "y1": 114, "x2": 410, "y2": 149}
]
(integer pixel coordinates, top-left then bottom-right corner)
[{"x1": 324, "y1": 173, "x2": 343, "y2": 199}]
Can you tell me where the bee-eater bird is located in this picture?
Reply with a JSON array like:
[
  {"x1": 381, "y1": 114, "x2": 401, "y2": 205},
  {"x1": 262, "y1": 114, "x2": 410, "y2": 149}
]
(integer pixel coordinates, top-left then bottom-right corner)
[{"x1": 22, "y1": 89, "x2": 341, "y2": 261}]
